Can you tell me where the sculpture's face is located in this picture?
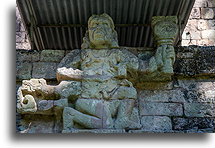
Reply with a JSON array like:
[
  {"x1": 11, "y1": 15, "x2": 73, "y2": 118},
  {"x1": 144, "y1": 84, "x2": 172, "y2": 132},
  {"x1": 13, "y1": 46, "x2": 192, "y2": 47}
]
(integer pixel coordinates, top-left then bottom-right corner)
[{"x1": 88, "y1": 17, "x2": 113, "y2": 49}]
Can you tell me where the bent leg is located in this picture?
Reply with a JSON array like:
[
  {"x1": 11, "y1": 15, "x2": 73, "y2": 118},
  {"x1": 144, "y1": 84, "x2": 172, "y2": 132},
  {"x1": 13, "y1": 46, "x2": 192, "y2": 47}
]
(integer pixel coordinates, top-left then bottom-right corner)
[{"x1": 75, "y1": 99, "x2": 113, "y2": 129}]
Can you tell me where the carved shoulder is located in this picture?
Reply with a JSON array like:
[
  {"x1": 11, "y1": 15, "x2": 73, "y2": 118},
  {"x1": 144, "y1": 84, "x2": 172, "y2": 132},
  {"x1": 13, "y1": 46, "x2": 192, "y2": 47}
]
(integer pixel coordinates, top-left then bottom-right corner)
[
  {"x1": 57, "y1": 49, "x2": 81, "y2": 69},
  {"x1": 115, "y1": 49, "x2": 139, "y2": 71}
]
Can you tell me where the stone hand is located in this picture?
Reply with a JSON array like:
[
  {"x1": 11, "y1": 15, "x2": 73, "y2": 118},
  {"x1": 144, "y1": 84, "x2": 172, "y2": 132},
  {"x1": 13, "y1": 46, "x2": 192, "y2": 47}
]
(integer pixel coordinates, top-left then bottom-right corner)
[{"x1": 154, "y1": 45, "x2": 175, "y2": 74}]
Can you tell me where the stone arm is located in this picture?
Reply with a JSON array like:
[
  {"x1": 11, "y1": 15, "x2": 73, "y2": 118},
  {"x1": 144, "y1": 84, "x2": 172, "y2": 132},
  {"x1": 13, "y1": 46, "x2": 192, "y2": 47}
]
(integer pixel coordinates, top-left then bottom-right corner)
[
  {"x1": 56, "y1": 49, "x2": 83, "y2": 82},
  {"x1": 138, "y1": 45, "x2": 175, "y2": 74},
  {"x1": 115, "y1": 47, "x2": 175, "y2": 82},
  {"x1": 115, "y1": 49, "x2": 139, "y2": 79}
]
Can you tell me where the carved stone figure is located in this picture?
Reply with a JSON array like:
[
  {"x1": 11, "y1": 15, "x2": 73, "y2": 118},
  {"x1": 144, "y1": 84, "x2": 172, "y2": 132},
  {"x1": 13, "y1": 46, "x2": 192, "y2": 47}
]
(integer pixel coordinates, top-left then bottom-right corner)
[{"x1": 17, "y1": 14, "x2": 178, "y2": 133}]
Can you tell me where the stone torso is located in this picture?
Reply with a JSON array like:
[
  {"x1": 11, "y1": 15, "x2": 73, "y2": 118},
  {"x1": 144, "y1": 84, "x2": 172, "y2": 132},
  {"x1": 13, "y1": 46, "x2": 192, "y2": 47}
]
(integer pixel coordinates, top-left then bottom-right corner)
[{"x1": 81, "y1": 49, "x2": 118, "y2": 80}]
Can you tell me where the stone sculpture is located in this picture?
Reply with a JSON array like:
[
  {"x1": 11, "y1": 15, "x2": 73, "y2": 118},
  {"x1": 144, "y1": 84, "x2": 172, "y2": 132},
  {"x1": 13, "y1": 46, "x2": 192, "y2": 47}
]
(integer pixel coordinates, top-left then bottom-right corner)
[{"x1": 17, "y1": 14, "x2": 178, "y2": 133}]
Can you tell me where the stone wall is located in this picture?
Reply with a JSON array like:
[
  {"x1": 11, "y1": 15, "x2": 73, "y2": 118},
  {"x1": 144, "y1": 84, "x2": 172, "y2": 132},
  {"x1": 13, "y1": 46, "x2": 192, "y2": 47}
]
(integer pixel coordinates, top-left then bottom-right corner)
[
  {"x1": 182, "y1": 0, "x2": 215, "y2": 46},
  {"x1": 16, "y1": 6, "x2": 30, "y2": 50},
  {"x1": 16, "y1": 46, "x2": 215, "y2": 133}
]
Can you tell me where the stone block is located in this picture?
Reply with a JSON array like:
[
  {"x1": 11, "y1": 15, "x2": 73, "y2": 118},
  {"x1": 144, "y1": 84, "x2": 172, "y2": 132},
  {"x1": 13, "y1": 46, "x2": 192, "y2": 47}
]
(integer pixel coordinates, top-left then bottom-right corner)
[
  {"x1": 32, "y1": 62, "x2": 57, "y2": 79},
  {"x1": 16, "y1": 21, "x2": 20, "y2": 32},
  {"x1": 181, "y1": 40, "x2": 197, "y2": 46},
  {"x1": 40, "y1": 50, "x2": 65, "y2": 62},
  {"x1": 16, "y1": 50, "x2": 40, "y2": 62},
  {"x1": 63, "y1": 129, "x2": 126, "y2": 133},
  {"x1": 193, "y1": 0, "x2": 207, "y2": 7},
  {"x1": 16, "y1": 51, "x2": 32, "y2": 62},
  {"x1": 190, "y1": 30, "x2": 201, "y2": 40},
  {"x1": 174, "y1": 59, "x2": 197, "y2": 76},
  {"x1": 184, "y1": 103, "x2": 215, "y2": 117},
  {"x1": 20, "y1": 23, "x2": 26, "y2": 32},
  {"x1": 197, "y1": 20, "x2": 215, "y2": 31},
  {"x1": 184, "y1": 20, "x2": 198, "y2": 32},
  {"x1": 16, "y1": 62, "x2": 32, "y2": 80},
  {"x1": 201, "y1": 30, "x2": 215, "y2": 39},
  {"x1": 174, "y1": 46, "x2": 215, "y2": 76},
  {"x1": 138, "y1": 89, "x2": 185, "y2": 103},
  {"x1": 190, "y1": 8, "x2": 201, "y2": 19},
  {"x1": 18, "y1": 117, "x2": 55, "y2": 133},
  {"x1": 201, "y1": 8, "x2": 215, "y2": 19},
  {"x1": 196, "y1": 39, "x2": 210, "y2": 46},
  {"x1": 139, "y1": 102, "x2": 183, "y2": 116},
  {"x1": 197, "y1": 39, "x2": 215, "y2": 46},
  {"x1": 141, "y1": 116, "x2": 172, "y2": 131},
  {"x1": 176, "y1": 52, "x2": 194, "y2": 58},
  {"x1": 178, "y1": 80, "x2": 215, "y2": 103},
  {"x1": 16, "y1": 43, "x2": 31, "y2": 50},
  {"x1": 16, "y1": 32, "x2": 26, "y2": 43},
  {"x1": 207, "y1": 20, "x2": 215, "y2": 29},
  {"x1": 136, "y1": 81, "x2": 173, "y2": 90},
  {"x1": 128, "y1": 129, "x2": 175, "y2": 133},
  {"x1": 197, "y1": 20, "x2": 207, "y2": 31},
  {"x1": 206, "y1": 0, "x2": 215, "y2": 7},
  {"x1": 31, "y1": 52, "x2": 40, "y2": 62},
  {"x1": 173, "y1": 117, "x2": 215, "y2": 131}
]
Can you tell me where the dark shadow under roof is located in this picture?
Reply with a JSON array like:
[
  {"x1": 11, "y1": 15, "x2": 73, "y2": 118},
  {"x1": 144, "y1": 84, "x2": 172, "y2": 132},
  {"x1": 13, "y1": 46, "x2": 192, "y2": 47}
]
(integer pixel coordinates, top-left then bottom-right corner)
[{"x1": 17, "y1": 0, "x2": 195, "y2": 50}]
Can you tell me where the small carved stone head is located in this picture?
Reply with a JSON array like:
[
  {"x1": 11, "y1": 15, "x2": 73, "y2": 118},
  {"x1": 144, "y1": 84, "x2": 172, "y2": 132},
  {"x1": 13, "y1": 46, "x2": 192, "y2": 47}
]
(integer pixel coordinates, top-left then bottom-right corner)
[{"x1": 81, "y1": 13, "x2": 119, "y2": 49}]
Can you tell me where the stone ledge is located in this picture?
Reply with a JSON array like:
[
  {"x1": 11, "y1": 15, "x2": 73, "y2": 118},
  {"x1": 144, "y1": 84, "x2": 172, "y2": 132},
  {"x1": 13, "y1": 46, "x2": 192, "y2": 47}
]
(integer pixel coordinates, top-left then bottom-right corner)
[{"x1": 62, "y1": 129, "x2": 126, "y2": 133}]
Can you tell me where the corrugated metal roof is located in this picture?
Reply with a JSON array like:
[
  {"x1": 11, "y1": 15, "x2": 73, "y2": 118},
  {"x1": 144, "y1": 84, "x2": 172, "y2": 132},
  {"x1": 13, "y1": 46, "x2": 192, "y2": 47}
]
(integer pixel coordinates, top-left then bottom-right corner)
[{"x1": 17, "y1": 0, "x2": 195, "y2": 50}]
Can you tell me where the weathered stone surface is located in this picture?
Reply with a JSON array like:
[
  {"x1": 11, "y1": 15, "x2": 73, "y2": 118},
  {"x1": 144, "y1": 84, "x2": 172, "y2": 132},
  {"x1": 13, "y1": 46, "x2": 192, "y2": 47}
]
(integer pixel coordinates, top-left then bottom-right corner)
[
  {"x1": 201, "y1": 30, "x2": 215, "y2": 39},
  {"x1": 136, "y1": 82, "x2": 173, "y2": 90},
  {"x1": 190, "y1": 8, "x2": 201, "y2": 19},
  {"x1": 18, "y1": 115, "x2": 55, "y2": 133},
  {"x1": 16, "y1": 42, "x2": 31, "y2": 50},
  {"x1": 40, "y1": 50, "x2": 65, "y2": 62},
  {"x1": 16, "y1": 62, "x2": 32, "y2": 80},
  {"x1": 141, "y1": 116, "x2": 172, "y2": 131},
  {"x1": 139, "y1": 89, "x2": 185, "y2": 103},
  {"x1": 16, "y1": 20, "x2": 20, "y2": 32},
  {"x1": 196, "y1": 39, "x2": 215, "y2": 46},
  {"x1": 128, "y1": 129, "x2": 175, "y2": 133},
  {"x1": 16, "y1": 32, "x2": 26, "y2": 43},
  {"x1": 197, "y1": 20, "x2": 215, "y2": 30},
  {"x1": 184, "y1": 103, "x2": 215, "y2": 117},
  {"x1": 206, "y1": 0, "x2": 215, "y2": 7},
  {"x1": 201, "y1": 8, "x2": 215, "y2": 19},
  {"x1": 193, "y1": 0, "x2": 207, "y2": 7},
  {"x1": 62, "y1": 129, "x2": 126, "y2": 133},
  {"x1": 173, "y1": 117, "x2": 215, "y2": 131},
  {"x1": 32, "y1": 62, "x2": 57, "y2": 79},
  {"x1": 178, "y1": 80, "x2": 215, "y2": 103},
  {"x1": 139, "y1": 102, "x2": 183, "y2": 116},
  {"x1": 181, "y1": 40, "x2": 197, "y2": 46},
  {"x1": 175, "y1": 46, "x2": 215, "y2": 76},
  {"x1": 16, "y1": 50, "x2": 40, "y2": 62}
]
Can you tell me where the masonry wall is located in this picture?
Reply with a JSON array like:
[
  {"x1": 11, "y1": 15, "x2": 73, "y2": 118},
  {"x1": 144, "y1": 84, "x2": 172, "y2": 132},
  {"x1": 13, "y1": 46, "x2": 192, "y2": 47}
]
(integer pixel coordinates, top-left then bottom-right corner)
[
  {"x1": 181, "y1": 0, "x2": 215, "y2": 46},
  {"x1": 15, "y1": 0, "x2": 215, "y2": 133},
  {"x1": 16, "y1": 46, "x2": 215, "y2": 133}
]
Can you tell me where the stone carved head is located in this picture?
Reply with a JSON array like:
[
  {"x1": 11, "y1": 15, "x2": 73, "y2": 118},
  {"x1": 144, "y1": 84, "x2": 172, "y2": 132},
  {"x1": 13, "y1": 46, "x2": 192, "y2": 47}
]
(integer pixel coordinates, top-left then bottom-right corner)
[
  {"x1": 81, "y1": 13, "x2": 119, "y2": 49},
  {"x1": 152, "y1": 16, "x2": 178, "y2": 46}
]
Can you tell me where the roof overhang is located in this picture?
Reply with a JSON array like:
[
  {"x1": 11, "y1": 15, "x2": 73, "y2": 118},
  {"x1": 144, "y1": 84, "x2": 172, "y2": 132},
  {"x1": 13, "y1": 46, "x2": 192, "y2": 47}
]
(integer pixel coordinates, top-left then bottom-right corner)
[{"x1": 17, "y1": 0, "x2": 195, "y2": 50}]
